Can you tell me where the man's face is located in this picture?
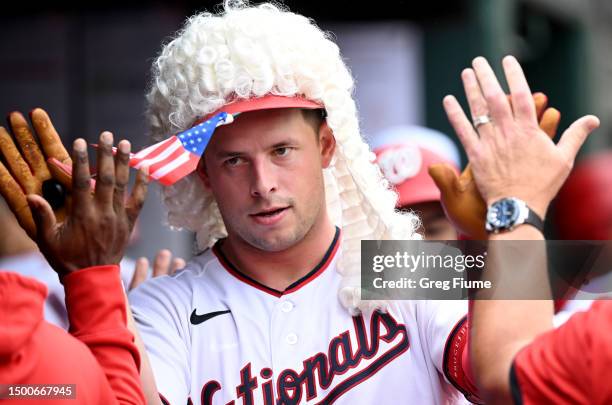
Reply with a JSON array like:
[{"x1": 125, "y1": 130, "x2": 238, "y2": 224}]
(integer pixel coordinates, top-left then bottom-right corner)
[
  {"x1": 406, "y1": 201, "x2": 458, "y2": 241},
  {"x1": 199, "y1": 108, "x2": 335, "y2": 252}
]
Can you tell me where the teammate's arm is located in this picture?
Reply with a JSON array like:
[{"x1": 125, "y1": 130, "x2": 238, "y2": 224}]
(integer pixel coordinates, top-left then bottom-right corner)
[
  {"x1": 62, "y1": 265, "x2": 146, "y2": 405},
  {"x1": 127, "y1": 306, "x2": 163, "y2": 405},
  {"x1": 23, "y1": 130, "x2": 150, "y2": 403},
  {"x1": 443, "y1": 55, "x2": 599, "y2": 404},
  {"x1": 470, "y1": 226, "x2": 551, "y2": 404}
]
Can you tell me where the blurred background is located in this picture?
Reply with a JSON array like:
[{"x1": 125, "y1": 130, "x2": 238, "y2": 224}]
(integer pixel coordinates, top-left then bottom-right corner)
[{"x1": 1, "y1": 0, "x2": 611, "y2": 262}]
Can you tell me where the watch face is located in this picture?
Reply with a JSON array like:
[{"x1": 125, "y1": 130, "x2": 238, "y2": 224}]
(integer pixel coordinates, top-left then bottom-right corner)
[{"x1": 487, "y1": 198, "x2": 520, "y2": 229}]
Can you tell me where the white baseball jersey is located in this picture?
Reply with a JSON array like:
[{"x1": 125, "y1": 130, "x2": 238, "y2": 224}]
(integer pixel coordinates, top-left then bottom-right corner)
[
  {"x1": 0, "y1": 252, "x2": 137, "y2": 330},
  {"x1": 129, "y1": 228, "x2": 476, "y2": 404}
]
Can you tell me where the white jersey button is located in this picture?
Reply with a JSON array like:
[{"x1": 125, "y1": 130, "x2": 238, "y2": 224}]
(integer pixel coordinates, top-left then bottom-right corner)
[
  {"x1": 280, "y1": 300, "x2": 294, "y2": 313},
  {"x1": 286, "y1": 333, "x2": 298, "y2": 345}
]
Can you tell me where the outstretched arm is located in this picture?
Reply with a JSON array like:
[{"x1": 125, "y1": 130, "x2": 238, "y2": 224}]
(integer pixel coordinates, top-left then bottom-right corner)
[
  {"x1": 0, "y1": 109, "x2": 162, "y2": 404},
  {"x1": 25, "y1": 130, "x2": 156, "y2": 404},
  {"x1": 443, "y1": 55, "x2": 599, "y2": 403}
]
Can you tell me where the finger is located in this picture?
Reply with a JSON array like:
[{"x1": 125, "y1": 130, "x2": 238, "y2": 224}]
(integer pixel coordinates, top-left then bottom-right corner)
[
  {"x1": 129, "y1": 257, "x2": 149, "y2": 290},
  {"x1": 532, "y1": 92, "x2": 547, "y2": 120},
  {"x1": 442, "y1": 95, "x2": 480, "y2": 158},
  {"x1": 153, "y1": 249, "x2": 171, "y2": 277},
  {"x1": 94, "y1": 131, "x2": 115, "y2": 209},
  {"x1": 125, "y1": 168, "x2": 149, "y2": 231},
  {"x1": 0, "y1": 126, "x2": 39, "y2": 194},
  {"x1": 458, "y1": 162, "x2": 475, "y2": 184},
  {"x1": 508, "y1": 92, "x2": 547, "y2": 122},
  {"x1": 557, "y1": 115, "x2": 600, "y2": 162},
  {"x1": 539, "y1": 108, "x2": 561, "y2": 140},
  {"x1": 471, "y1": 57, "x2": 514, "y2": 127},
  {"x1": 502, "y1": 55, "x2": 537, "y2": 124},
  {"x1": 30, "y1": 108, "x2": 71, "y2": 165},
  {"x1": 428, "y1": 163, "x2": 460, "y2": 197},
  {"x1": 170, "y1": 257, "x2": 186, "y2": 274},
  {"x1": 8, "y1": 111, "x2": 51, "y2": 181},
  {"x1": 114, "y1": 140, "x2": 131, "y2": 213},
  {"x1": 71, "y1": 138, "x2": 93, "y2": 216},
  {"x1": 0, "y1": 160, "x2": 35, "y2": 237},
  {"x1": 26, "y1": 194, "x2": 57, "y2": 242},
  {"x1": 47, "y1": 158, "x2": 74, "y2": 190},
  {"x1": 461, "y1": 68, "x2": 495, "y2": 139}
]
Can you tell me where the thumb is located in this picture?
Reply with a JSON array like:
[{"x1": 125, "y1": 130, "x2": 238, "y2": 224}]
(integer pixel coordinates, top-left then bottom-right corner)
[
  {"x1": 26, "y1": 194, "x2": 58, "y2": 241},
  {"x1": 557, "y1": 115, "x2": 600, "y2": 162},
  {"x1": 428, "y1": 163, "x2": 460, "y2": 197}
]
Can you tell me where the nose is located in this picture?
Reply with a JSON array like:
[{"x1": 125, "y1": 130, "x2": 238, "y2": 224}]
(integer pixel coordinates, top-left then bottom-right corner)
[{"x1": 250, "y1": 158, "x2": 277, "y2": 198}]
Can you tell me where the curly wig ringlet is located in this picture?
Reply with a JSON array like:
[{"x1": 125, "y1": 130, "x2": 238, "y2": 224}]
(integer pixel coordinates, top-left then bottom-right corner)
[{"x1": 145, "y1": 0, "x2": 422, "y2": 314}]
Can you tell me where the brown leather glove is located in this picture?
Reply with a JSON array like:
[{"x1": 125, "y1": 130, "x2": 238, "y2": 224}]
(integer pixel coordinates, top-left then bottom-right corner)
[
  {"x1": 0, "y1": 109, "x2": 73, "y2": 238},
  {"x1": 428, "y1": 93, "x2": 561, "y2": 239}
]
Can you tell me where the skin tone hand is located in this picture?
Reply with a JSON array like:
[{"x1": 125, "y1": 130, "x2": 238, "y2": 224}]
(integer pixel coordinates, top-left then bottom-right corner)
[
  {"x1": 3, "y1": 120, "x2": 161, "y2": 404},
  {"x1": 443, "y1": 55, "x2": 600, "y2": 403},
  {"x1": 26, "y1": 132, "x2": 148, "y2": 276},
  {"x1": 429, "y1": 92, "x2": 561, "y2": 239},
  {"x1": 128, "y1": 249, "x2": 186, "y2": 290},
  {"x1": 0, "y1": 109, "x2": 73, "y2": 237},
  {"x1": 443, "y1": 55, "x2": 599, "y2": 219}
]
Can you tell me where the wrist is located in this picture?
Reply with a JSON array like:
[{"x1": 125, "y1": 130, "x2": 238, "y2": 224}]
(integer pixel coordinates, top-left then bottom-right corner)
[
  {"x1": 59, "y1": 264, "x2": 120, "y2": 283},
  {"x1": 485, "y1": 196, "x2": 548, "y2": 220}
]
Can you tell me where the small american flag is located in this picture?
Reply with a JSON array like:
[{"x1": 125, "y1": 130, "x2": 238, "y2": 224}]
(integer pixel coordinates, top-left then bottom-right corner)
[{"x1": 130, "y1": 112, "x2": 236, "y2": 186}]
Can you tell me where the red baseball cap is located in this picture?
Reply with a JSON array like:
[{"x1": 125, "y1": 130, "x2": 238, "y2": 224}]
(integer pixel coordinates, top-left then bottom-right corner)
[{"x1": 372, "y1": 126, "x2": 461, "y2": 208}]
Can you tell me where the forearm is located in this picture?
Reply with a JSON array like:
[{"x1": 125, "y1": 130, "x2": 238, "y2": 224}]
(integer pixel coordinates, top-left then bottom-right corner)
[
  {"x1": 63, "y1": 265, "x2": 145, "y2": 405},
  {"x1": 471, "y1": 225, "x2": 553, "y2": 402},
  {"x1": 126, "y1": 301, "x2": 163, "y2": 405}
]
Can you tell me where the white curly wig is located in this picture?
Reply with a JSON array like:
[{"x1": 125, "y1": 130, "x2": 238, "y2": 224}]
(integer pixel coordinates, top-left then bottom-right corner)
[{"x1": 145, "y1": 0, "x2": 422, "y2": 314}]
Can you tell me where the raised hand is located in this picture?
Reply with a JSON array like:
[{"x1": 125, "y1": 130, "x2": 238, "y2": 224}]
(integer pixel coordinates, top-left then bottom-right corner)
[
  {"x1": 26, "y1": 132, "x2": 148, "y2": 276},
  {"x1": 430, "y1": 92, "x2": 561, "y2": 239},
  {"x1": 128, "y1": 249, "x2": 186, "y2": 290},
  {"x1": 0, "y1": 109, "x2": 72, "y2": 237},
  {"x1": 442, "y1": 56, "x2": 599, "y2": 224}
]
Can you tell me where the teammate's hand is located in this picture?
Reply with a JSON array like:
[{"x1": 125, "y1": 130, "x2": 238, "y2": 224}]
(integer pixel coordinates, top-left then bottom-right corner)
[
  {"x1": 128, "y1": 249, "x2": 186, "y2": 290},
  {"x1": 26, "y1": 132, "x2": 148, "y2": 276},
  {"x1": 0, "y1": 109, "x2": 73, "y2": 238},
  {"x1": 442, "y1": 56, "x2": 599, "y2": 221},
  {"x1": 430, "y1": 92, "x2": 561, "y2": 239}
]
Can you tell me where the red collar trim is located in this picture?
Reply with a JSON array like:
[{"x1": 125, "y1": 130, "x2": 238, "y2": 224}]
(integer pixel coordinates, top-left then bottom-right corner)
[{"x1": 212, "y1": 227, "x2": 341, "y2": 298}]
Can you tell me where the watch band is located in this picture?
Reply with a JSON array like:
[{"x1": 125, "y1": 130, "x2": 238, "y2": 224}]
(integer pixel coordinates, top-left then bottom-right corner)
[{"x1": 525, "y1": 207, "x2": 545, "y2": 232}]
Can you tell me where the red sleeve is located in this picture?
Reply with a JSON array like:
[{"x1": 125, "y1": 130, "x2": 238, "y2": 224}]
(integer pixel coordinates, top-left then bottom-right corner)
[
  {"x1": 63, "y1": 265, "x2": 145, "y2": 405},
  {"x1": 511, "y1": 300, "x2": 612, "y2": 405},
  {"x1": 443, "y1": 314, "x2": 483, "y2": 404}
]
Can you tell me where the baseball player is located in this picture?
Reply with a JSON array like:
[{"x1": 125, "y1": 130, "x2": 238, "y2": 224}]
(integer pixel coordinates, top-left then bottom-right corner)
[
  {"x1": 371, "y1": 126, "x2": 462, "y2": 240},
  {"x1": 128, "y1": 1, "x2": 599, "y2": 403},
  {"x1": 129, "y1": 3, "x2": 479, "y2": 404}
]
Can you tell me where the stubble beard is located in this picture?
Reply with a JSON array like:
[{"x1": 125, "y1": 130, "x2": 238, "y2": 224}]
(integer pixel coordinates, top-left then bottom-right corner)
[{"x1": 231, "y1": 195, "x2": 323, "y2": 253}]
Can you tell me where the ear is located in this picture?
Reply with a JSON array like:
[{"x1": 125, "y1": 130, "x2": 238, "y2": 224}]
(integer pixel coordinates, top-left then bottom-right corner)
[
  {"x1": 318, "y1": 120, "x2": 336, "y2": 168},
  {"x1": 196, "y1": 157, "x2": 211, "y2": 189}
]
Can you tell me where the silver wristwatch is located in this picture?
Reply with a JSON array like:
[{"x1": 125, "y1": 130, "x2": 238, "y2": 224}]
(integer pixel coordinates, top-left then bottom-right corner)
[{"x1": 485, "y1": 197, "x2": 544, "y2": 233}]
